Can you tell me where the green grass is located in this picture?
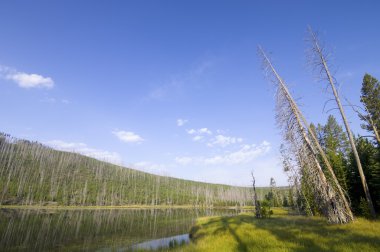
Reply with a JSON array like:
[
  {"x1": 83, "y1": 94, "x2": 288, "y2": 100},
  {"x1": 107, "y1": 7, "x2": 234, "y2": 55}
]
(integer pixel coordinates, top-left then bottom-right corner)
[{"x1": 172, "y1": 209, "x2": 380, "y2": 252}]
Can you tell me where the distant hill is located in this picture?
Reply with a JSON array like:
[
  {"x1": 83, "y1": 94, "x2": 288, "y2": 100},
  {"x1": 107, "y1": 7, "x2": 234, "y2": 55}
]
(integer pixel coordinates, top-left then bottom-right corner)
[{"x1": 0, "y1": 133, "x2": 284, "y2": 207}]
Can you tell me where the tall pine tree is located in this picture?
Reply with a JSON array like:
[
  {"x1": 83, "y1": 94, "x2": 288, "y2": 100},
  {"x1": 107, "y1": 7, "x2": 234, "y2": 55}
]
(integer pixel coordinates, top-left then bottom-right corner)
[
  {"x1": 316, "y1": 115, "x2": 350, "y2": 191},
  {"x1": 360, "y1": 74, "x2": 380, "y2": 144}
]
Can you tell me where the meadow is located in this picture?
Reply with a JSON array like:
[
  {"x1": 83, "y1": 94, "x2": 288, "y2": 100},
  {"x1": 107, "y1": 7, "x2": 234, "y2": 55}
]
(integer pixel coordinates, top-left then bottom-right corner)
[{"x1": 170, "y1": 209, "x2": 380, "y2": 252}]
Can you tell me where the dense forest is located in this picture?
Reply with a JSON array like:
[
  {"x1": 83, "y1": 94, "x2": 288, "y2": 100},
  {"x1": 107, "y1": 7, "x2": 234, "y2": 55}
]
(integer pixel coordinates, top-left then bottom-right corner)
[{"x1": 0, "y1": 134, "x2": 284, "y2": 207}]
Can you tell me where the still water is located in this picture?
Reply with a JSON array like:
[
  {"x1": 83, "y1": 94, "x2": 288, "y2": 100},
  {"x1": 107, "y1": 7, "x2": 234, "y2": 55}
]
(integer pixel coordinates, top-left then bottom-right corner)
[{"x1": 0, "y1": 208, "x2": 241, "y2": 251}]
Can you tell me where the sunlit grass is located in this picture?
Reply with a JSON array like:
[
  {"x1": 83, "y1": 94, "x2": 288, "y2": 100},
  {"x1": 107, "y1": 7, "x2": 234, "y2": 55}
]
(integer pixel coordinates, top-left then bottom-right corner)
[{"x1": 171, "y1": 208, "x2": 380, "y2": 252}]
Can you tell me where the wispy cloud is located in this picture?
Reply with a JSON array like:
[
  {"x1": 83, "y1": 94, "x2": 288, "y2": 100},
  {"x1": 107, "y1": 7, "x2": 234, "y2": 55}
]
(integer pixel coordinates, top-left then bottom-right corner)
[
  {"x1": 175, "y1": 141, "x2": 270, "y2": 166},
  {"x1": 207, "y1": 135, "x2": 243, "y2": 148},
  {"x1": 40, "y1": 97, "x2": 57, "y2": 103},
  {"x1": 145, "y1": 59, "x2": 214, "y2": 101},
  {"x1": 192, "y1": 135, "x2": 204, "y2": 142},
  {"x1": 45, "y1": 140, "x2": 122, "y2": 165},
  {"x1": 174, "y1": 157, "x2": 193, "y2": 165},
  {"x1": 1, "y1": 65, "x2": 54, "y2": 89},
  {"x1": 40, "y1": 97, "x2": 70, "y2": 104},
  {"x1": 187, "y1": 128, "x2": 212, "y2": 135},
  {"x1": 186, "y1": 127, "x2": 212, "y2": 142},
  {"x1": 191, "y1": 60, "x2": 213, "y2": 76},
  {"x1": 185, "y1": 126, "x2": 244, "y2": 148},
  {"x1": 177, "y1": 118, "x2": 188, "y2": 127},
  {"x1": 112, "y1": 130, "x2": 144, "y2": 143},
  {"x1": 191, "y1": 154, "x2": 284, "y2": 187},
  {"x1": 147, "y1": 79, "x2": 184, "y2": 101}
]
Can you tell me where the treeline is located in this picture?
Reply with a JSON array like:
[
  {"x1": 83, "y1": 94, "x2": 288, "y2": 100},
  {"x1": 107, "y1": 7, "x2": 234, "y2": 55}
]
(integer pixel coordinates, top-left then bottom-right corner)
[{"x1": 0, "y1": 135, "x2": 273, "y2": 207}]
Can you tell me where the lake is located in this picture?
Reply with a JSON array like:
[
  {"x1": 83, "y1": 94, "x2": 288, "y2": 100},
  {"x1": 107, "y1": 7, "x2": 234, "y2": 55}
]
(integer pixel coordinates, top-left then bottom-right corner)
[{"x1": 0, "y1": 208, "x2": 243, "y2": 251}]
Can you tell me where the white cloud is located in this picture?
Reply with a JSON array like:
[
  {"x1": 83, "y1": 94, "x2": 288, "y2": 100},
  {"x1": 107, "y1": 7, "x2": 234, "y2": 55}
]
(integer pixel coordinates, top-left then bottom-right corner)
[
  {"x1": 208, "y1": 135, "x2": 243, "y2": 148},
  {"x1": 187, "y1": 128, "x2": 211, "y2": 141},
  {"x1": 187, "y1": 128, "x2": 212, "y2": 135},
  {"x1": 45, "y1": 140, "x2": 122, "y2": 165},
  {"x1": 186, "y1": 128, "x2": 244, "y2": 147},
  {"x1": 175, "y1": 141, "x2": 271, "y2": 166},
  {"x1": 192, "y1": 135, "x2": 203, "y2": 142},
  {"x1": 7, "y1": 72, "x2": 54, "y2": 89},
  {"x1": 112, "y1": 130, "x2": 144, "y2": 143},
  {"x1": 0, "y1": 65, "x2": 54, "y2": 89},
  {"x1": 204, "y1": 142, "x2": 270, "y2": 165},
  {"x1": 177, "y1": 119, "x2": 188, "y2": 126},
  {"x1": 199, "y1": 128, "x2": 212, "y2": 134},
  {"x1": 186, "y1": 128, "x2": 213, "y2": 142},
  {"x1": 187, "y1": 129, "x2": 196, "y2": 134},
  {"x1": 190, "y1": 154, "x2": 286, "y2": 187}
]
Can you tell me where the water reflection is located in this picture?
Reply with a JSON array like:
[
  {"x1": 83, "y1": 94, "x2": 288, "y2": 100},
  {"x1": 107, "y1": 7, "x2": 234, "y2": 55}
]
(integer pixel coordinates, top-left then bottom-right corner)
[
  {"x1": 0, "y1": 208, "x2": 241, "y2": 251},
  {"x1": 130, "y1": 234, "x2": 189, "y2": 251}
]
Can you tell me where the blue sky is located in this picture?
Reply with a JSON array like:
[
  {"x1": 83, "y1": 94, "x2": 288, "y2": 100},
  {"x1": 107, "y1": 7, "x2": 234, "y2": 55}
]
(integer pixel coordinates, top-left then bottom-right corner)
[{"x1": 1, "y1": 1, "x2": 380, "y2": 186}]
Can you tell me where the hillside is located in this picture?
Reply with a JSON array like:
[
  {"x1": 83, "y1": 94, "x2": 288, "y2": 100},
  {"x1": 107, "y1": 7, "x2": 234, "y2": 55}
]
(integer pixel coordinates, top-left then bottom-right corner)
[{"x1": 0, "y1": 133, "x2": 284, "y2": 207}]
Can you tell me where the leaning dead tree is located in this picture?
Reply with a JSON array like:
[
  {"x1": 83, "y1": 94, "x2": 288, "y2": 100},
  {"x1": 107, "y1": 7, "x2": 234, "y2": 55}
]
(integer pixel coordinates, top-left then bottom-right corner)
[
  {"x1": 295, "y1": 100, "x2": 353, "y2": 221},
  {"x1": 258, "y1": 46, "x2": 353, "y2": 223},
  {"x1": 307, "y1": 27, "x2": 376, "y2": 218}
]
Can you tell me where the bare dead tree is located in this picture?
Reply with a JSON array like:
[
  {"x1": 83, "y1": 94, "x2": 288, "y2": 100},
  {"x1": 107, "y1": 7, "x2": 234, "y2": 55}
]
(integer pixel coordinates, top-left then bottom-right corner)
[
  {"x1": 307, "y1": 27, "x2": 376, "y2": 218},
  {"x1": 259, "y1": 46, "x2": 353, "y2": 223}
]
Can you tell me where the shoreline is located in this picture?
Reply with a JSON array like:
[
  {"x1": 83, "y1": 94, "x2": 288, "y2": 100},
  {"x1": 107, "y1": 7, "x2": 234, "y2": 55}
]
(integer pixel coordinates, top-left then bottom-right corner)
[{"x1": 0, "y1": 204, "x2": 255, "y2": 211}]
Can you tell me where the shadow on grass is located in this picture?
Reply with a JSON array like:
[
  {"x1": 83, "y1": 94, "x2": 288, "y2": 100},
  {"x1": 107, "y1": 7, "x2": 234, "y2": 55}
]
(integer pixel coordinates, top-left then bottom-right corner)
[
  {"x1": 189, "y1": 216, "x2": 248, "y2": 251},
  {"x1": 221, "y1": 217, "x2": 248, "y2": 252},
  {"x1": 190, "y1": 212, "x2": 380, "y2": 251}
]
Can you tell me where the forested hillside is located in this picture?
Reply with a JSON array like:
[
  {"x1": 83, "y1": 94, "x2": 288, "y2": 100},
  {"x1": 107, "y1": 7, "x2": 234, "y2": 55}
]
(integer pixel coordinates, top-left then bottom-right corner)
[{"x1": 0, "y1": 133, "x2": 279, "y2": 207}]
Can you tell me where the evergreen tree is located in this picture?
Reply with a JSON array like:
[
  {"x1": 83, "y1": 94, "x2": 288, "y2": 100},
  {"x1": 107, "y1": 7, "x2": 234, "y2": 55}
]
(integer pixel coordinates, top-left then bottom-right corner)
[
  {"x1": 265, "y1": 178, "x2": 280, "y2": 207},
  {"x1": 360, "y1": 74, "x2": 380, "y2": 144},
  {"x1": 316, "y1": 115, "x2": 350, "y2": 191},
  {"x1": 347, "y1": 138, "x2": 380, "y2": 214}
]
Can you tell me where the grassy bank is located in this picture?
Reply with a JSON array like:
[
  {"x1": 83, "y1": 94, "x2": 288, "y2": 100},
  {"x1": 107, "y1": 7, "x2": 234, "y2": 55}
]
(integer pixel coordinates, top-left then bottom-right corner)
[{"x1": 173, "y1": 209, "x2": 380, "y2": 251}]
